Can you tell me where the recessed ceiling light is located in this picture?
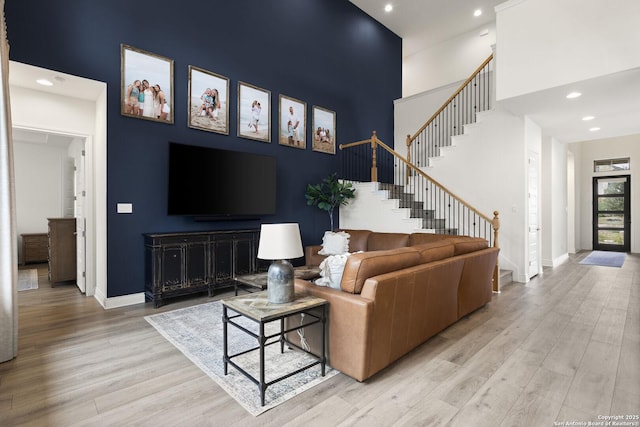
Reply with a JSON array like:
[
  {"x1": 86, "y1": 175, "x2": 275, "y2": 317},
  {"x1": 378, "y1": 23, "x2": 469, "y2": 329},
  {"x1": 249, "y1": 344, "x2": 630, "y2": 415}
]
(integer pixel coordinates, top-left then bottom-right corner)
[
  {"x1": 566, "y1": 92, "x2": 582, "y2": 99},
  {"x1": 36, "y1": 78, "x2": 53, "y2": 86},
  {"x1": 474, "y1": 9, "x2": 482, "y2": 17},
  {"x1": 589, "y1": 127, "x2": 601, "y2": 132},
  {"x1": 582, "y1": 116, "x2": 595, "y2": 121},
  {"x1": 384, "y1": 4, "x2": 393, "y2": 12}
]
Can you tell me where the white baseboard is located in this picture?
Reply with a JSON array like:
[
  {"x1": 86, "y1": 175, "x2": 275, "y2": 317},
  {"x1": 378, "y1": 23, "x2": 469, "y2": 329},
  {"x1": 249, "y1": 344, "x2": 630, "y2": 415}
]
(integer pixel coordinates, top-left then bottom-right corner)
[
  {"x1": 542, "y1": 253, "x2": 569, "y2": 268},
  {"x1": 552, "y1": 253, "x2": 569, "y2": 267},
  {"x1": 94, "y1": 288, "x2": 145, "y2": 309}
]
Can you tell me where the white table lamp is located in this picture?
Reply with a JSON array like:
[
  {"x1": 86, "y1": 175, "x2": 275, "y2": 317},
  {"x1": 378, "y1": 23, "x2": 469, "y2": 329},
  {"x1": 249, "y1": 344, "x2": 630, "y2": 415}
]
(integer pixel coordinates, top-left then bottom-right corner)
[{"x1": 257, "y1": 223, "x2": 304, "y2": 303}]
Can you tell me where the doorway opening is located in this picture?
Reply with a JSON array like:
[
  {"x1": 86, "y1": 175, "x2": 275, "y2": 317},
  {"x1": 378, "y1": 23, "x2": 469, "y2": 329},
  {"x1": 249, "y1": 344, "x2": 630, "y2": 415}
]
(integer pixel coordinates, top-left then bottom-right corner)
[
  {"x1": 13, "y1": 128, "x2": 88, "y2": 293},
  {"x1": 592, "y1": 175, "x2": 630, "y2": 252},
  {"x1": 9, "y1": 60, "x2": 107, "y2": 304}
]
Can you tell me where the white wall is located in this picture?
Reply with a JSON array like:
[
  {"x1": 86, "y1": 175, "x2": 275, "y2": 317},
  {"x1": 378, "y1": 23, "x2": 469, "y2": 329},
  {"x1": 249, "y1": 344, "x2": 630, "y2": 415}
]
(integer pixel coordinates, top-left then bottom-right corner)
[
  {"x1": 567, "y1": 150, "x2": 576, "y2": 254},
  {"x1": 10, "y1": 86, "x2": 96, "y2": 134},
  {"x1": 570, "y1": 134, "x2": 640, "y2": 253},
  {"x1": 13, "y1": 138, "x2": 82, "y2": 264},
  {"x1": 394, "y1": 79, "x2": 461, "y2": 157},
  {"x1": 403, "y1": 23, "x2": 495, "y2": 97},
  {"x1": 541, "y1": 135, "x2": 569, "y2": 267},
  {"x1": 340, "y1": 183, "x2": 425, "y2": 233},
  {"x1": 496, "y1": 0, "x2": 640, "y2": 100},
  {"x1": 551, "y1": 139, "x2": 568, "y2": 261},
  {"x1": 415, "y1": 106, "x2": 528, "y2": 281},
  {"x1": 541, "y1": 135, "x2": 552, "y2": 266},
  {"x1": 13, "y1": 142, "x2": 66, "y2": 233},
  {"x1": 93, "y1": 89, "x2": 108, "y2": 304}
]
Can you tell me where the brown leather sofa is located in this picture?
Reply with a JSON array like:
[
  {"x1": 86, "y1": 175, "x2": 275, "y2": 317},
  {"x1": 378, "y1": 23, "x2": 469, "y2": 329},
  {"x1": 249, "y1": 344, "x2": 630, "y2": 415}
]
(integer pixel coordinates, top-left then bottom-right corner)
[{"x1": 290, "y1": 229, "x2": 499, "y2": 382}]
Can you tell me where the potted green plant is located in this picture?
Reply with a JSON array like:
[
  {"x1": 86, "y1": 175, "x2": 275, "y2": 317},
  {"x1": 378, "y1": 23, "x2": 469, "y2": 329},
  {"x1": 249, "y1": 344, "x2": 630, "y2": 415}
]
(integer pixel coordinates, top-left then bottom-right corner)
[{"x1": 305, "y1": 173, "x2": 356, "y2": 231}]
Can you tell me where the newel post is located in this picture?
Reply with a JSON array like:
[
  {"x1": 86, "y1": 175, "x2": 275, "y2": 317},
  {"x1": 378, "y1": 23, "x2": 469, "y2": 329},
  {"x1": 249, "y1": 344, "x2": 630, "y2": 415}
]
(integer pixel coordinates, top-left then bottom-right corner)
[
  {"x1": 370, "y1": 130, "x2": 378, "y2": 182},
  {"x1": 405, "y1": 134, "x2": 412, "y2": 185},
  {"x1": 492, "y1": 210, "x2": 501, "y2": 292}
]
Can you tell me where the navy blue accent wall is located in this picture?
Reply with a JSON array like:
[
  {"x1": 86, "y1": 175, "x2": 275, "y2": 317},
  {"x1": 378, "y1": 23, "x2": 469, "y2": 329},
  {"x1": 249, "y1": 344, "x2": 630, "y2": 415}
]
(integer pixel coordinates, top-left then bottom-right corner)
[{"x1": 5, "y1": 0, "x2": 401, "y2": 297}]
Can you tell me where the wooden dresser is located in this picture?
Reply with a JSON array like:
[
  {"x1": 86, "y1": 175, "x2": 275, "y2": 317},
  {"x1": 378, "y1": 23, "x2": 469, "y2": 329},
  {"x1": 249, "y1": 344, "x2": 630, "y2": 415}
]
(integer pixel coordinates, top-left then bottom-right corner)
[
  {"x1": 48, "y1": 218, "x2": 77, "y2": 284},
  {"x1": 21, "y1": 233, "x2": 49, "y2": 264}
]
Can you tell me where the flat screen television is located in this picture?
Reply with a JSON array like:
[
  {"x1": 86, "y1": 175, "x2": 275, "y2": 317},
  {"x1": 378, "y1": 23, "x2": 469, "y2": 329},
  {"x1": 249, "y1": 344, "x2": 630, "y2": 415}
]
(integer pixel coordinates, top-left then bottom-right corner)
[{"x1": 168, "y1": 142, "x2": 277, "y2": 218}]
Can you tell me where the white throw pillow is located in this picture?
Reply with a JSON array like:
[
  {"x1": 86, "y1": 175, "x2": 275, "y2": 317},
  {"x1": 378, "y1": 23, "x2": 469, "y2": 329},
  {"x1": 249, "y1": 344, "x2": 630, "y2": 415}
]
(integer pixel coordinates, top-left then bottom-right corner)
[
  {"x1": 318, "y1": 231, "x2": 350, "y2": 255},
  {"x1": 315, "y1": 253, "x2": 350, "y2": 290}
]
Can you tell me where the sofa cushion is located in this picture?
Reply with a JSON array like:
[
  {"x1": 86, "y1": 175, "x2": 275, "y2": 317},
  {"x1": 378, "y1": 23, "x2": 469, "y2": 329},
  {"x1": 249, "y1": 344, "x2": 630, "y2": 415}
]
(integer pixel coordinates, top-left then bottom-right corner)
[
  {"x1": 318, "y1": 231, "x2": 350, "y2": 255},
  {"x1": 412, "y1": 241, "x2": 456, "y2": 263},
  {"x1": 451, "y1": 237, "x2": 489, "y2": 255},
  {"x1": 367, "y1": 232, "x2": 410, "y2": 251},
  {"x1": 339, "y1": 229, "x2": 372, "y2": 252},
  {"x1": 408, "y1": 233, "x2": 452, "y2": 246},
  {"x1": 340, "y1": 247, "x2": 421, "y2": 294}
]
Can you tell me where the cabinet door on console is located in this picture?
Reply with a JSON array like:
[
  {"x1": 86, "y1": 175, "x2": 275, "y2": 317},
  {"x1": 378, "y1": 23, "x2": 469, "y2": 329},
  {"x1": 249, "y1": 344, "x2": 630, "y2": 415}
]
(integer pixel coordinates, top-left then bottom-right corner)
[
  {"x1": 234, "y1": 233, "x2": 257, "y2": 276},
  {"x1": 212, "y1": 237, "x2": 233, "y2": 284},
  {"x1": 185, "y1": 240, "x2": 208, "y2": 287},
  {"x1": 211, "y1": 231, "x2": 259, "y2": 288},
  {"x1": 160, "y1": 245, "x2": 184, "y2": 291}
]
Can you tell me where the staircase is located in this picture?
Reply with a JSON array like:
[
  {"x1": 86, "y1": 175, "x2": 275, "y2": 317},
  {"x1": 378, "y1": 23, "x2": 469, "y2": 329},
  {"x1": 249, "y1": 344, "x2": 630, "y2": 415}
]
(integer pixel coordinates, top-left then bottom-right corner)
[
  {"x1": 376, "y1": 182, "x2": 454, "y2": 233},
  {"x1": 338, "y1": 54, "x2": 502, "y2": 291},
  {"x1": 340, "y1": 179, "x2": 513, "y2": 286},
  {"x1": 499, "y1": 269, "x2": 513, "y2": 287}
]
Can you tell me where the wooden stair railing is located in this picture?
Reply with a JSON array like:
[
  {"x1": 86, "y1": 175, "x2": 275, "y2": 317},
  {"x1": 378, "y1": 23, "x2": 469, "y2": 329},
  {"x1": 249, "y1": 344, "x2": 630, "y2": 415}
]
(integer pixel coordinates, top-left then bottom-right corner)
[
  {"x1": 340, "y1": 132, "x2": 501, "y2": 292},
  {"x1": 406, "y1": 54, "x2": 494, "y2": 180}
]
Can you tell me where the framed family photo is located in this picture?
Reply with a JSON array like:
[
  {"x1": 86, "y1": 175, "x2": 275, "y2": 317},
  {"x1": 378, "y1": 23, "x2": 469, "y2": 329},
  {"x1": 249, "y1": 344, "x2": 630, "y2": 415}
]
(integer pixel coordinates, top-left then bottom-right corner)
[
  {"x1": 188, "y1": 66, "x2": 229, "y2": 135},
  {"x1": 312, "y1": 106, "x2": 336, "y2": 154},
  {"x1": 238, "y1": 81, "x2": 271, "y2": 143},
  {"x1": 121, "y1": 44, "x2": 174, "y2": 124},
  {"x1": 279, "y1": 95, "x2": 306, "y2": 149}
]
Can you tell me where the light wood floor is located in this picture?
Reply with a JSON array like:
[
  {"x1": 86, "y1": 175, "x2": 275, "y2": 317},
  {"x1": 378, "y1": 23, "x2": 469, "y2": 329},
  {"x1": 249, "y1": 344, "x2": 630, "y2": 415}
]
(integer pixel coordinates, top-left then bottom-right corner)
[{"x1": 1, "y1": 254, "x2": 638, "y2": 426}]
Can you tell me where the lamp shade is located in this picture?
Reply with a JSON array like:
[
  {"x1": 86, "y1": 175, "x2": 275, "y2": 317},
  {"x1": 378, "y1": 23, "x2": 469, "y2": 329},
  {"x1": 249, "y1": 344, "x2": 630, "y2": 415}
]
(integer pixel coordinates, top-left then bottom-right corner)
[{"x1": 257, "y1": 223, "x2": 304, "y2": 260}]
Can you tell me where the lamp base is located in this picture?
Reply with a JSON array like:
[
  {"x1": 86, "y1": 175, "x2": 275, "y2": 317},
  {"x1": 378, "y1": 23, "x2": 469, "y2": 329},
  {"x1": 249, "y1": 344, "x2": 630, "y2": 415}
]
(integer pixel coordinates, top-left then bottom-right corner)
[{"x1": 267, "y1": 260, "x2": 295, "y2": 304}]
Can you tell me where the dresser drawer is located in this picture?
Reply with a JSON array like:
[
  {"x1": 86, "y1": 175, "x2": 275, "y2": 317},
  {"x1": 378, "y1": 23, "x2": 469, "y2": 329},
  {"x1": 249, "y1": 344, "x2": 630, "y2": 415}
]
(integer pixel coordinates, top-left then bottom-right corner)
[{"x1": 22, "y1": 233, "x2": 49, "y2": 264}]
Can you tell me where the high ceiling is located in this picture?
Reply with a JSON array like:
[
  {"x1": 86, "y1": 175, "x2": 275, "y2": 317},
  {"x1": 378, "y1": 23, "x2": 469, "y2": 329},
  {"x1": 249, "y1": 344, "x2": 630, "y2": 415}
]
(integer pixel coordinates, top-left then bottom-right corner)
[
  {"x1": 350, "y1": 0, "x2": 640, "y2": 143},
  {"x1": 9, "y1": 3, "x2": 640, "y2": 145},
  {"x1": 350, "y1": 0, "x2": 505, "y2": 56}
]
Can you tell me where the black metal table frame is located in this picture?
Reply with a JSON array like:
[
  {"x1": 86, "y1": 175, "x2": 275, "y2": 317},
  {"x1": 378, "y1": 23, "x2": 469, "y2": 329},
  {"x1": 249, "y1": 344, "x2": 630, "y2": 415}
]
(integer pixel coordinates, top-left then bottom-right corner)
[
  {"x1": 222, "y1": 303, "x2": 327, "y2": 407},
  {"x1": 233, "y1": 278, "x2": 265, "y2": 296}
]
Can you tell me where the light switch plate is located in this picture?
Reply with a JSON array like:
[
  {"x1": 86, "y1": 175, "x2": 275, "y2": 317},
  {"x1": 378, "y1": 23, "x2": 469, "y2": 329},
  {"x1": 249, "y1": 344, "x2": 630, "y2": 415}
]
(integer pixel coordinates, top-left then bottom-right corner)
[{"x1": 117, "y1": 203, "x2": 133, "y2": 214}]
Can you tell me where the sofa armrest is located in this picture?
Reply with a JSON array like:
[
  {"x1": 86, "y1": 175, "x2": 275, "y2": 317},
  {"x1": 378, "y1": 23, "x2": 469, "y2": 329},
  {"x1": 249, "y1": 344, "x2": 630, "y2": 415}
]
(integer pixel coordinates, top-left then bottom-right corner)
[
  {"x1": 305, "y1": 245, "x2": 327, "y2": 267},
  {"x1": 456, "y1": 247, "x2": 499, "y2": 318},
  {"x1": 292, "y1": 279, "x2": 374, "y2": 381},
  {"x1": 359, "y1": 259, "x2": 463, "y2": 378}
]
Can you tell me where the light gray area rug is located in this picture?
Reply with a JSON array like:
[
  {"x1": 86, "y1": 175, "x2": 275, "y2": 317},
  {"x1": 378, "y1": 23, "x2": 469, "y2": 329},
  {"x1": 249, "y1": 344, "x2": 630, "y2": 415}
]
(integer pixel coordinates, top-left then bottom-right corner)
[
  {"x1": 18, "y1": 269, "x2": 38, "y2": 291},
  {"x1": 145, "y1": 300, "x2": 338, "y2": 416},
  {"x1": 579, "y1": 250, "x2": 626, "y2": 267}
]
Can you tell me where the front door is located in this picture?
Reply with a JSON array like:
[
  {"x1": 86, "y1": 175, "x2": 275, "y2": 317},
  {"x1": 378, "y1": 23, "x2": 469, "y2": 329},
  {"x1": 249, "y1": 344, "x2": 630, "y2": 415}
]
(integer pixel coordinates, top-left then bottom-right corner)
[{"x1": 593, "y1": 175, "x2": 630, "y2": 252}]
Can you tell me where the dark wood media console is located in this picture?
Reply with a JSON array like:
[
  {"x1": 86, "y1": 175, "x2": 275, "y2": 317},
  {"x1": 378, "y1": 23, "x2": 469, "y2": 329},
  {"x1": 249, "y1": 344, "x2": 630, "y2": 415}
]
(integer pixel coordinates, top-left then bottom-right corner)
[{"x1": 144, "y1": 229, "x2": 267, "y2": 307}]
